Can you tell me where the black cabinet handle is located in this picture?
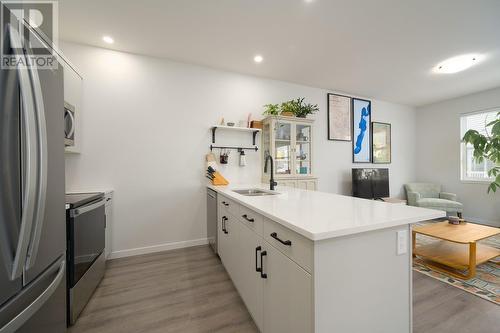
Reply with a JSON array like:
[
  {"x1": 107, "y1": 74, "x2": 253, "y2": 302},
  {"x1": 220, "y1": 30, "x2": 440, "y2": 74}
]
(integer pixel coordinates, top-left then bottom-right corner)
[
  {"x1": 255, "y1": 246, "x2": 262, "y2": 272},
  {"x1": 222, "y1": 201, "x2": 229, "y2": 207},
  {"x1": 222, "y1": 216, "x2": 228, "y2": 234},
  {"x1": 270, "y1": 232, "x2": 292, "y2": 246},
  {"x1": 260, "y1": 251, "x2": 267, "y2": 279},
  {"x1": 242, "y1": 214, "x2": 255, "y2": 222}
]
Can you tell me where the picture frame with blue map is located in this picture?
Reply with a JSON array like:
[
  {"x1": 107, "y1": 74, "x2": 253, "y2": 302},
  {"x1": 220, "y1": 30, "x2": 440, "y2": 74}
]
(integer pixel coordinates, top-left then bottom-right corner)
[{"x1": 352, "y1": 98, "x2": 372, "y2": 163}]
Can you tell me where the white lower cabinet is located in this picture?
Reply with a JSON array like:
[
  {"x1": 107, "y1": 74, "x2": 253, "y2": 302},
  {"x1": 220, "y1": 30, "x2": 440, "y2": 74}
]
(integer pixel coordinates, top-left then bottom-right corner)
[
  {"x1": 238, "y1": 224, "x2": 264, "y2": 331},
  {"x1": 277, "y1": 180, "x2": 297, "y2": 188},
  {"x1": 262, "y1": 243, "x2": 312, "y2": 333},
  {"x1": 218, "y1": 196, "x2": 312, "y2": 333},
  {"x1": 276, "y1": 178, "x2": 318, "y2": 191},
  {"x1": 297, "y1": 179, "x2": 317, "y2": 191},
  {"x1": 218, "y1": 214, "x2": 240, "y2": 282}
]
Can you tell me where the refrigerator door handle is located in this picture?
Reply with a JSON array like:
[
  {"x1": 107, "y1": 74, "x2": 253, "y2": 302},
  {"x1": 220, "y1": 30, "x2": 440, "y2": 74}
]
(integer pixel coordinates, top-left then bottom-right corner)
[
  {"x1": 24, "y1": 35, "x2": 48, "y2": 269},
  {"x1": 0, "y1": 260, "x2": 65, "y2": 333},
  {"x1": 8, "y1": 25, "x2": 38, "y2": 281}
]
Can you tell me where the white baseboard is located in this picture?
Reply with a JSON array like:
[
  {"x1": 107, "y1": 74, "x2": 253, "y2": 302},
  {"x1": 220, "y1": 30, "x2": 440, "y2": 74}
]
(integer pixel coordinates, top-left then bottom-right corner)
[{"x1": 108, "y1": 238, "x2": 209, "y2": 260}]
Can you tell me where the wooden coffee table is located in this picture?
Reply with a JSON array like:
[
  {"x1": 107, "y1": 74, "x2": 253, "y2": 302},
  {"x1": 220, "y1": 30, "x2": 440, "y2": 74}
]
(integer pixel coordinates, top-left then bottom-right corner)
[{"x1": 412, "y1": 221, "x2": 500, "y2": 279}]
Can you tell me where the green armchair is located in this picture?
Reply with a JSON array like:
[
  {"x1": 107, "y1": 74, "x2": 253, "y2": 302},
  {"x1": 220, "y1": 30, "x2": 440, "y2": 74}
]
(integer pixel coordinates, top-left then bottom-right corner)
[{"x1": 404, "y1": 183, "x2": 463, "y2": 217}]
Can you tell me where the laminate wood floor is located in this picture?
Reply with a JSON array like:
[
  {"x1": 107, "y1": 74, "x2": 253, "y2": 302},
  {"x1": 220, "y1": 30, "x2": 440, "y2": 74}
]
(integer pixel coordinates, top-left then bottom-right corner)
[
  {"x1": 70, "y1": 245, "x2": 499, "y2": 333},
  {"x1": 413, "y1": 270, "x2": 499, "y2": 333}
]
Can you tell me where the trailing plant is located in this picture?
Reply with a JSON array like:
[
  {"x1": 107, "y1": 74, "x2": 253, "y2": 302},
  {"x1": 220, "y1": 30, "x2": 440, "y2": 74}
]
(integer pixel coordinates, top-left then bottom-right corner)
[
  {"x1": 462, "y1": 111, "x2": 500, "y2": 193},
  {"x1": 263, "y1": 103, "x2": 280, "y2": 116}
]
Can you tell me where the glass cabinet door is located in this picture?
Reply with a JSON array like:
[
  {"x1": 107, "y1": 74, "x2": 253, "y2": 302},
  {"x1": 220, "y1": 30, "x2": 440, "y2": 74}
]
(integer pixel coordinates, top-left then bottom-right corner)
[
  {"x1": 295, "y1": 124, "x2": 311, "y2": 176},
  {"x1": 274, "y1": 121, "x2": 292, "y2": 175}
]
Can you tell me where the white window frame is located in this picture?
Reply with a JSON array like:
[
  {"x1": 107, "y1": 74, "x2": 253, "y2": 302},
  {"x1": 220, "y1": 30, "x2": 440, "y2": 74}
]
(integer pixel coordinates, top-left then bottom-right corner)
[{"x1": 460, "y1": 108, "x2": 498, "y2": 183}]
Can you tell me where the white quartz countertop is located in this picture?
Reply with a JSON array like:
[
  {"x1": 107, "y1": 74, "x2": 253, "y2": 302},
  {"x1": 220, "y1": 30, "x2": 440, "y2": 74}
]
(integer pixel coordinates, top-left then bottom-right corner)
[{"x1": 208, "y1": 184, "x2": 446, "y2": 241}]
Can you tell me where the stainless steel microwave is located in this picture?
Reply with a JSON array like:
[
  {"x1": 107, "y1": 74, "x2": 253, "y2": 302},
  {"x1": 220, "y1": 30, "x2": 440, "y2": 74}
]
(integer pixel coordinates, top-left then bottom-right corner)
[{"x1": 64, "y1": 102, "x2": 76, "y2": 147}]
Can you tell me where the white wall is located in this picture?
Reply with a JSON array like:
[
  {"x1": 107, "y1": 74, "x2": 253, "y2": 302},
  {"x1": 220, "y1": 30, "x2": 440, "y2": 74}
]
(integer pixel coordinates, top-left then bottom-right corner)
[
  {"x1": 416, "y1": 87, "x2": 500, "y2": 227},
  {"x1": 62, "y1": 42, "x2": 418, "y2": 257}
]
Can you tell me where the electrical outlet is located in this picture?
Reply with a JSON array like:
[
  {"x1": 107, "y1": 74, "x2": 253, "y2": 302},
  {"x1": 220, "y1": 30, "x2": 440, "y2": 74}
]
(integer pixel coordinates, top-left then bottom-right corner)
[{"x1": 397, "y1": 230, "x2": 408, "y2": 255}]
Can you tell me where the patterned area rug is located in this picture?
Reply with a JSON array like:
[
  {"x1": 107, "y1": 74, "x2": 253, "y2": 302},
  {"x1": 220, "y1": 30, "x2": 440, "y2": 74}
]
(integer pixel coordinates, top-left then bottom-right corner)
[{"x1": 412, "y1": 221, "x2": 500, "y2": 305}]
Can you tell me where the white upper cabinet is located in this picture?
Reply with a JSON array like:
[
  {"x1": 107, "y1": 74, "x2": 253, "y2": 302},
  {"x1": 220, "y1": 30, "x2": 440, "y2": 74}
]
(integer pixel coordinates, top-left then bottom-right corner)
[
  {"x1": 62, "y1": 60, "x2": 83, "y2": 154},
  {"x1": 262, "y1": 116, "x2": 318, "y2": 190},
  {"x1": 25, "y1": 23, "x2": 84, "y2": 154}
]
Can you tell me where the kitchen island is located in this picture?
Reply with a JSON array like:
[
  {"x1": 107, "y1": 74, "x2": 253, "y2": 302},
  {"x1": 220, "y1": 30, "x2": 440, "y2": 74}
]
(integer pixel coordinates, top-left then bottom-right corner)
[{"x1": 208, "y1": 184, "x2": 445, "y2": 333}]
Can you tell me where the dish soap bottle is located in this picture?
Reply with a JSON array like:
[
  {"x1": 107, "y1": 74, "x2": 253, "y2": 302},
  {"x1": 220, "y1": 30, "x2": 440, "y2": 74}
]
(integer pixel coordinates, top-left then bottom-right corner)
[{"x1": 239, "y1": 149, "x2": 246, "y2": 167}]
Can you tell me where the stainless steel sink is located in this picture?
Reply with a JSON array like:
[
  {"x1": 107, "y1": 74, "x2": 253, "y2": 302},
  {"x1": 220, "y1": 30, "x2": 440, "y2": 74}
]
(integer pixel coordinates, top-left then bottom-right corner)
[{"x1": 232, "y1": 189, "x2": 279, "y2": 196}]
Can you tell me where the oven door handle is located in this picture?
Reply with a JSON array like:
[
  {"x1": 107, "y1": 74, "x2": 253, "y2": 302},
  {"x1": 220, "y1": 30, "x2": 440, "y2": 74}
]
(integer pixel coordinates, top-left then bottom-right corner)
[{"x1": 72, "y1": 199, "x2": 106, "y2": 217}]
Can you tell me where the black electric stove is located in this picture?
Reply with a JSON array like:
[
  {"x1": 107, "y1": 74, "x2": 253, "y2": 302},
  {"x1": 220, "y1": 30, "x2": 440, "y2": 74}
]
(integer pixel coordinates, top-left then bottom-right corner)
[
  {"x1": 65, "y1": 192, "x2": 104, "y2": 209},
  {"x1": 65, "y1": 192, "x2": 106, "y2": 325}
]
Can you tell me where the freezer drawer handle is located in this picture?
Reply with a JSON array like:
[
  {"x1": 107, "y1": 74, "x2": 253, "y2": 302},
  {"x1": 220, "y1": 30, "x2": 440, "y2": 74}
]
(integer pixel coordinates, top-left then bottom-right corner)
[
  {"x1": 242, "y1": 214, "x2": 255, "y2": 222},
  {"x1": 270, "y1": 232, "x2": 292, "y2": 246},
  {"x1": 72, "y1": 199, "x2": 106, "y2": 217},
  {"x1": 0, "y1": 260, "x2": 65, "y2": 333}
]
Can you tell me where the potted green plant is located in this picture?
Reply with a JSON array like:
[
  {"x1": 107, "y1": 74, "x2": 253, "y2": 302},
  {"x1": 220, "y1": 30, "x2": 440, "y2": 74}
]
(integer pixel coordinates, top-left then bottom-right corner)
[
  {"x1": 462, "y1": 111, "x2": 500, "y2": 193},
  {"x1": 263, "y1": 103, "x2": 280, "y2": 116},
  {"x1": 263, "y1": 98, "x2": 319, "y2": 118},
  {"x1": 295, "y1": 100, "x2": 319, "y2": 118},
  {"x1": 280, "y1": 99, "x2": 299, "y2": 117}
]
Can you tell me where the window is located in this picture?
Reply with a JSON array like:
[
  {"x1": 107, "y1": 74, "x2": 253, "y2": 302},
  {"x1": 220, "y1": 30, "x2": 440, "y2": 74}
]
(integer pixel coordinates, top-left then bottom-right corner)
[{"x1": 460, "y1": 110, "x2": 498, "y2": 182}]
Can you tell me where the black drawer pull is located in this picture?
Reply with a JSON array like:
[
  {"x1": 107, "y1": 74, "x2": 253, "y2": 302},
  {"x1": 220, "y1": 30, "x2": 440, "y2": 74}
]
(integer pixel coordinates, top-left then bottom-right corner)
[
  {"x1": 222, "y1": 201, "x2": 229, "y2": 207},
  {"x1": 222, "y1": 216, "x2": 228, "y2": 234},
  {"x1": 270, "y1": 232, "x2": 292, "y2": 246},
  {"x1": 255, "y1": 246, "x2": 262, "y2": 272},
  {"x1": 242, "y1": 214, "x2": 255, "y2": 222},
  {"x1": 260, "y1": 250, "x2": 267, "y2": 279}
]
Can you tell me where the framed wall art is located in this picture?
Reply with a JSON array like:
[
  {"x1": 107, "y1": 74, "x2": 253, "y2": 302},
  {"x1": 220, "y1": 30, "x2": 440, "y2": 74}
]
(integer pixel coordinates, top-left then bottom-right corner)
[
  {"x1": 352, "y1": 98, "x2": 372, "y2": 163},
  {"x1": 327, "y1": 93, "x2": 352, "y2": 141},
  {"x1": 372, "y1": 122, "x2": 391, "y2": 164}
]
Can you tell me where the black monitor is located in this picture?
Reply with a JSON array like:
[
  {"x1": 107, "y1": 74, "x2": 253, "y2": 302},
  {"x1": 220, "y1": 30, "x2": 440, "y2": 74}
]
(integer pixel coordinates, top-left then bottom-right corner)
[{"x1": 352, "y1": 168, "x2": 389, "y2": 199}]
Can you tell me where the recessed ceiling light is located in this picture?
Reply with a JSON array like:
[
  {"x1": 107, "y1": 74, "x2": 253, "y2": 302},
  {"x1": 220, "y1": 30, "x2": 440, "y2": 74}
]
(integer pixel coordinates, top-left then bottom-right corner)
[
  {"x1": 433, "y1": 54, "x2": 484, "y2": 74},
  {"x1": 254, "y1": 55, "x2": 263, "y2": 63},
  {"x1": 102, "y1": 36, "x2": 114, "y2": 44}
]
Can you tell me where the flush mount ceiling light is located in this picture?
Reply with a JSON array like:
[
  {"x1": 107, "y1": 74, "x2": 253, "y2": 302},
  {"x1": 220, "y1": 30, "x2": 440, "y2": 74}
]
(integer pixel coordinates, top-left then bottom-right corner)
[
  {"x1": 433, "y1": 54, "x2": 484, "y2": 74},
  {"x1": 254, "y1": 55, "x2": 263, "y2": 63},
  {"x1": 102, "y1": 36, "x2": 114, "y2": 44}
]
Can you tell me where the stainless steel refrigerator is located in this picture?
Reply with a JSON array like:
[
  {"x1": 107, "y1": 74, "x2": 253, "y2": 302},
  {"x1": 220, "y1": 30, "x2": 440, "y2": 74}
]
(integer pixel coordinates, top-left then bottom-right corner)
[{"x1": 0, "y1": 10, "x2": 66, "y2": 333}]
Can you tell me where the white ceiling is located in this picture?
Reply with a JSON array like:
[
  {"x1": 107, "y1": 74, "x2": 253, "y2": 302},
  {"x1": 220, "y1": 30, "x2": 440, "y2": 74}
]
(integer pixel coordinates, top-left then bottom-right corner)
[{"x1": 59, "y1": 0, "x2": 500, "y2": 106}]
